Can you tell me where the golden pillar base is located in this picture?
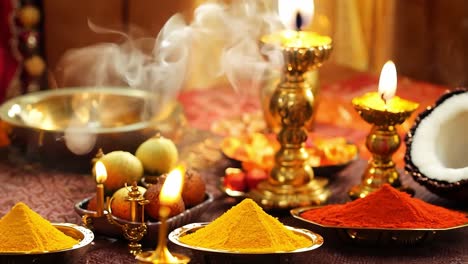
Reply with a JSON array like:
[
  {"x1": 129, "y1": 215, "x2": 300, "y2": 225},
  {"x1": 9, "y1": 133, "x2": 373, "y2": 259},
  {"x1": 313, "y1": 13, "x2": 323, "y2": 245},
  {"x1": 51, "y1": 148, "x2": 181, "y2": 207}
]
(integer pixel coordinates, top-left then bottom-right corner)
[
  {"x1": 251, "y1": 31, "x2": 333, "y2": 209},
  {"x1": 250, "y1": 177, "x2": 329, "y2": 209},
  {"x1": 349, "y1": 92, "x2": 419, "y2": 200}
]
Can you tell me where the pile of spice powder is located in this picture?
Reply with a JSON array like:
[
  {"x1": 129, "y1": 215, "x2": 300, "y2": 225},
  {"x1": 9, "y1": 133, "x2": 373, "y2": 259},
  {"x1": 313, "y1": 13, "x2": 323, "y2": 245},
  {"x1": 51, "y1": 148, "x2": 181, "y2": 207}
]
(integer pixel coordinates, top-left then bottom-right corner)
[
  {"x1": 300, "y1": 184, "x2": 467, "y2": 228},
  {"x1": 179, "y1": 198, "x2": 312, "y2": 252},
  {"x1": 0, "y1": 202, "x2": 78, "y2": 252}
]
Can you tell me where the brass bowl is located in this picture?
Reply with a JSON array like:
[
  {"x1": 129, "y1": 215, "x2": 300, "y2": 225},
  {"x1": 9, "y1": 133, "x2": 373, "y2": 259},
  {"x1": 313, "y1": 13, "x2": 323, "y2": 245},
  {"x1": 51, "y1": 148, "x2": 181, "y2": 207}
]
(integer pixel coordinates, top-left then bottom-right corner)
[
  {"x1": 291, "y1": 206, "x2": 468, "y2": 246},
  {"x1": 0, "y1": 87, "x2": 185, "y2": 171},
  {"x1": 169, "y1": 223, "x2": 323, "y2": 263},
  {"x1": 0, "y1": 223, "x2": 94, "y2": 264}
]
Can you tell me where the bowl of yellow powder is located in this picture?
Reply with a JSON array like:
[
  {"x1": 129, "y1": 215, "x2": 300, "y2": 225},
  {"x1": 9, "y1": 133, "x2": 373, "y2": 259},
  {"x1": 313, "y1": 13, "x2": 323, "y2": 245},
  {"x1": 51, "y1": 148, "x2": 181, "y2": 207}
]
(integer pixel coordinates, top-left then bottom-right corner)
[
  {"x1": 169, "y1": 199, "x2": 324, "y2": 263},
  {"x1": 0, "y1": 202, "x2": 94, "y2": 264}
]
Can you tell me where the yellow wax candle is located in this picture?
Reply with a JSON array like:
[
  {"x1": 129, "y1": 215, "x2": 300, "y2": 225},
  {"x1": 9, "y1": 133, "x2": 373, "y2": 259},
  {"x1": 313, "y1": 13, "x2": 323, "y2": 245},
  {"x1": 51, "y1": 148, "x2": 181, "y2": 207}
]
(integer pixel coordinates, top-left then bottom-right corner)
[
  {"x1": 353, "y1": 92, "x2": 419, "y2": 113},
  {"x1": 261, "y1": 30, "x2": 332, "y2": 48},
  {"x1": 94, "y1": 161, "x2": 107, "y2": 217}
]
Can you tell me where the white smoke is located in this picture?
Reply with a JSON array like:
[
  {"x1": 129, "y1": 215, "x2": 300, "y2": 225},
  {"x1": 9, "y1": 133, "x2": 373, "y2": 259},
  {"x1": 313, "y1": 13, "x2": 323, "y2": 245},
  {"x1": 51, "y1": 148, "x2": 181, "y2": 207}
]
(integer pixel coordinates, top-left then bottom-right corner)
[{"x1": 57, "y1": 0, "x2": 285, "y2": 155}]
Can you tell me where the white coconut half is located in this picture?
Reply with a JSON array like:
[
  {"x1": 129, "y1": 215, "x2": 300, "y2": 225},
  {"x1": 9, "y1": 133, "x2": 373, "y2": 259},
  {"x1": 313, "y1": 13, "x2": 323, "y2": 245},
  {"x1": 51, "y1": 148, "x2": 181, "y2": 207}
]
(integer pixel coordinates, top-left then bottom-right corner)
[{"x1": 410, "y1": 92, "x2": 468, "y2": 183}]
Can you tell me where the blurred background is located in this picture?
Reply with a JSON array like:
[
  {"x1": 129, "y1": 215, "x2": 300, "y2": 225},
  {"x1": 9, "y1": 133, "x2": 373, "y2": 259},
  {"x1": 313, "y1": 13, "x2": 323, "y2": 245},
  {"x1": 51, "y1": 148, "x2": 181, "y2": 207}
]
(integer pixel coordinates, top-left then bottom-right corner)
[{"x1": 1, "y1": 0, "x2": 468, "y2": 102}]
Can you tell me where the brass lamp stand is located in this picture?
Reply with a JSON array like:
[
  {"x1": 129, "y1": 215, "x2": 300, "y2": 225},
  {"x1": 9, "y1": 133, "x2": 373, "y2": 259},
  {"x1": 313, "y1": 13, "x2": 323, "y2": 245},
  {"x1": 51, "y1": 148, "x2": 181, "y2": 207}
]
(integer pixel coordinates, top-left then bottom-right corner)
[
  {"x1": 249, "y1": 32, "x2": 332, "y2": 209},
  {"x1": 348, "y1": 93, "x2": 419, "y2": 200}
]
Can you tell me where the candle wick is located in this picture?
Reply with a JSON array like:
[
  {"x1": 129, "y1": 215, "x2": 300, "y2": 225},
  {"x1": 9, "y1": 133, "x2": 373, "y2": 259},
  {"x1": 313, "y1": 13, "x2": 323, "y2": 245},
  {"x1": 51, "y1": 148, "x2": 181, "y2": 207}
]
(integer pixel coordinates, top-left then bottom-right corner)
[
  {"x1": 295, "y1": 11, "x2": 303, "y2": 31},
  {"x1": 380, "y1": 93, "x2": 388, "y2": 110}
]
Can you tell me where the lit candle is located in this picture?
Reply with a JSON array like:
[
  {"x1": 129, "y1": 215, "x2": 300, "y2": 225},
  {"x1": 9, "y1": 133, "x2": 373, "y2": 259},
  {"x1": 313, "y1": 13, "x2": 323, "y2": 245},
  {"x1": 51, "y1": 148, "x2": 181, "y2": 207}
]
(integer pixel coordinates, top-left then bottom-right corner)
[
  {"x1": 378, "y1": 60, "x2": 397, "y2": 103},
  {"x1": 261, "y1": 0, "x2": 332, "y2": 48},
  {"x1": 278, "y1": 0, "x2": 314, "y2": 30},
  {"x1": 353, "y1": 60, "x2": 419, "y2": 113},
  {"x1": 159, "y1": 166, "x2": 185, "y2": 208},
  {"x1": 94, "y1": 161, "x2": 107, "y2": 217},
  {"x1": 151, "y1": 165, "x2": 185, "y2": 263}
]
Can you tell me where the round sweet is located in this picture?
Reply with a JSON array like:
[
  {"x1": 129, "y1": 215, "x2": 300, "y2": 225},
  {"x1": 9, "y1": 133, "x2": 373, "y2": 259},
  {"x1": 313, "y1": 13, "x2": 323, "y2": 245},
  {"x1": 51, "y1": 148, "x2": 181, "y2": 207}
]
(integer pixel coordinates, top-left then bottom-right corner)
[
  {"x1": 182, "y1": 169, "x2": 206, "y2": 207},
  {"x1": 144, "y1": 180, "x2": 185, "y2": 220},
  {"x1": 110, "y1": 186, "x2": 147, "y2": 220}
]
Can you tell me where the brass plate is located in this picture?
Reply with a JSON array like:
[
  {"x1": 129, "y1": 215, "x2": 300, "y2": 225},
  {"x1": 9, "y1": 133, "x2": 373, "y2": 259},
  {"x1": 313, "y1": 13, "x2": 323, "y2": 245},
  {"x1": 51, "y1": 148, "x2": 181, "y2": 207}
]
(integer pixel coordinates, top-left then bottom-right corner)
[
  {"x1": 169, "y1": 222, "x2": 324, "y2": 254},
  {"x1": 0, "y1": 223, "x2": 94, "y2": 263},
  {"x1": 291, "y1": 206, "x2": 468, "y2": 245},
  {"x1": 220, "y1": 134, "x2": 358, "y2": 177}
]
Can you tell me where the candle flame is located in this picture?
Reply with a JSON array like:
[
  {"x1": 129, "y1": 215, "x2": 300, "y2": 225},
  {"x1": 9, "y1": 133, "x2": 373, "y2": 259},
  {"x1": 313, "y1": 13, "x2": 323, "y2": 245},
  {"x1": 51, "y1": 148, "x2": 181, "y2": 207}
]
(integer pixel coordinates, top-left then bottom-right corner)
[
  {"x1": 278, "y1": 0, "x2": 314, "y2": 30},
  {"x1": 95, "y1": 161, "x2": 107, "y2": 183},
  {"x1": 160, "y1": 166, "x2": 185, "y2": 205},
  {"x1": 378, "y1": 60, "x2": 397, "y2": 103}
]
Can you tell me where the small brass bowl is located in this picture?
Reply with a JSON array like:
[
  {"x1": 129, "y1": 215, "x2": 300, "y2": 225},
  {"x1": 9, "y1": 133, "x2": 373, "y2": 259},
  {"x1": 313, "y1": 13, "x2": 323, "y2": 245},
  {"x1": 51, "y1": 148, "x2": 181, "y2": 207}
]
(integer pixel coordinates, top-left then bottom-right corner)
[
  {"x1": 0, "y1": 87, "x2": 185, "y2": 171},
  {"x1": 0, "y1": 223, "x2": 94, "y2": 264},
  {"x1": 169, "y1": 223, "x2": 323, "y2": 263},
  {"x1": 291, "y1": 206, "x2": 468, "y2": 246}
]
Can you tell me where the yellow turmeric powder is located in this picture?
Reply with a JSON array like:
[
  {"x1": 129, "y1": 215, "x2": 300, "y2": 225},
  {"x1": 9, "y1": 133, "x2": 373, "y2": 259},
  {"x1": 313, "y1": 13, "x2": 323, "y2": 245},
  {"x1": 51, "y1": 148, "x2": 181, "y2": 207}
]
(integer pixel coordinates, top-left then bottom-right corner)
[
  {"x1": 0, "y1": 202, "x2": 78, "y2": 252},
  {"x1": 179, "y1": 198, "x2": 312, "y2": 253}
]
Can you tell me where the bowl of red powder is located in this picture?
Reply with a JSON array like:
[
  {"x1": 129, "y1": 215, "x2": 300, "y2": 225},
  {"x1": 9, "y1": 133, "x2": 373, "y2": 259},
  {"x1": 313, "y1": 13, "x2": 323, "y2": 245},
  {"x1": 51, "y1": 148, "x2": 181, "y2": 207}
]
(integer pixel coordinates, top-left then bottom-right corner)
[{"x1": 291, "y1": 185, "x2": 468, "y2": 246}]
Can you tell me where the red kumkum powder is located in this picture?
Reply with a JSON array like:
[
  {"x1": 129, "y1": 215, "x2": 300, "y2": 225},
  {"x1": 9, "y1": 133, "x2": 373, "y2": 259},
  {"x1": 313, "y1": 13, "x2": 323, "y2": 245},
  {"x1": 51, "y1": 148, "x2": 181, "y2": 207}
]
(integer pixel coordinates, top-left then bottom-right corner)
[{"x1": 301, "y1": 184, "x2": 467, "y2": 228}]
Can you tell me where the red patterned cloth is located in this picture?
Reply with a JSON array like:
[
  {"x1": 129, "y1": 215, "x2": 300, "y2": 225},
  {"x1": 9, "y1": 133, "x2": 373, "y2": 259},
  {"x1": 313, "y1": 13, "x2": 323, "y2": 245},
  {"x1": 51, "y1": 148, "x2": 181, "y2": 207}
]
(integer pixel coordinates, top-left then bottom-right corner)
[{"x1": 0, "y1": 0, "x2": 19, "y2": 103}]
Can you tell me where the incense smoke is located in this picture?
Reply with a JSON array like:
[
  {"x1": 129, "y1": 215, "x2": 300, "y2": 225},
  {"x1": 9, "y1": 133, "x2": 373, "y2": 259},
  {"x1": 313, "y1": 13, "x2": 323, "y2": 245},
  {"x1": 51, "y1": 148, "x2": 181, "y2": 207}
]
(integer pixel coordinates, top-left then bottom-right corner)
[{"x1": 57, "y1": 0, "x2": 285, "y2": 155}]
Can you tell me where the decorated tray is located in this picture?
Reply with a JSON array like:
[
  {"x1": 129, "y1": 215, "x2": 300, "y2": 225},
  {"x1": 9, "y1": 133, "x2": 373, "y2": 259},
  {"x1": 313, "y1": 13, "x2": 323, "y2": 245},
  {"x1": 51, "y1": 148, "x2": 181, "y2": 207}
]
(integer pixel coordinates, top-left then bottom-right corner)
[
  {"x1": 219, "y1": 133, "x2": 357, "y2": 197},
  {"x1": 221, "y1": 132, "x2": 358, "y2": 177},
  {"x1": 74, "y1": 193, "x2": 213, "y2": 246},
  {"x1": 169, "y1": 222, "x2": 323, "y2": 263},
  {"x1": 291, "y1": 206, "x2": 468, "y2": 246}
]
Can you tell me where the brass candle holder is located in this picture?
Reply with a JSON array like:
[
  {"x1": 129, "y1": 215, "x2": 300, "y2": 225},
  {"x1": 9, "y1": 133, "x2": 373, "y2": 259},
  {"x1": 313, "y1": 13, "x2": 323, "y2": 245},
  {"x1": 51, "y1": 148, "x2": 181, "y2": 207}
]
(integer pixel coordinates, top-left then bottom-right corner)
[
  {"x1": 136, "y1": 166, "x2": 190, "y2": 264},
  {"x1": 82, "y1": 160, "x2": 150, "y2": 256},
  {"x1": 349, "y1": 92, "x2": 419, "y2": 200},
  {"x1": 135, "y1": 206, "x2": 190, "y2": 264},
  {"x1": 249, "y1": 31, "x2": 332, "y2": 209},
  {"x1": 106, "y1": 183, "x2": 150, "y2": 255}
]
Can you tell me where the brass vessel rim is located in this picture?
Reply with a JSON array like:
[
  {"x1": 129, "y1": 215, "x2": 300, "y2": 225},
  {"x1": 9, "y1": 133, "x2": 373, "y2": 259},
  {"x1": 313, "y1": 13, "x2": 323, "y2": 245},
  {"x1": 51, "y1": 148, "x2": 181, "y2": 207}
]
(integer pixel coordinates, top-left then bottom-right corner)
[
  {"x1": 291, "y1": 206, "x2": 468, "y2": 231},
  {"x1": 0, "y1": 223, "x2": 94, "y2": 255},
  {"x1": 351, "y1": 92, "x2": 419, "y2": 114},
  {"x1": 0, "y1": 87, "x2": 174, "y2": 133},
  {"x1": 169, "y1": 222, "x2": 324, "y2": 254},
  {"x1": 352, "y1": 100, "x2": 419, "y2": 114}
]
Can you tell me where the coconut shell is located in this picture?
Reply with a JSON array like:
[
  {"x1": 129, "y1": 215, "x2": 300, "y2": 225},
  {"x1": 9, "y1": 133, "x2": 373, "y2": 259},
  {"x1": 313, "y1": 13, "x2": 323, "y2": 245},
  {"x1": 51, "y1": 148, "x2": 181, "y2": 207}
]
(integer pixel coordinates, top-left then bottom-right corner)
[{"x1": 405, "y1": 88, "x2": 468, "y2": 201}]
